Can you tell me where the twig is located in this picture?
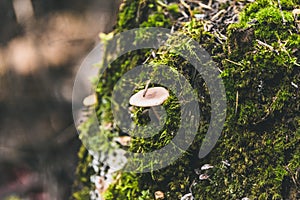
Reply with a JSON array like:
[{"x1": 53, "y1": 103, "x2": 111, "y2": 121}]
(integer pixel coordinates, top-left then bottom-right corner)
[
  {"x1": 256, "y1": 39, "x2": 279, "y2": 54},
  {"x1": 256, "y1": 39, "x2": 274, "y2": 50},
  {"x1": 211, "y1": 9, "x2": 226, "y2": 21},
  {"x1": 208, "y1": 0, "x2": 213, "y2": 8},
  {"x1": 156, "y1": 0, "x2": 168, "y2": 8},
  {"x1": 225, "y1": 58, "x2": 243, "y2": 67},
  {"x1": 235, "y1": 91, "x2": 239, "y2": 114},
  {"x1": 277, "y1": 0, "x2": 287, "y2": 25},
  {"x1": 198, "y1": 2, "x2": 213, "y2": 10},
  {"x1": 187, "y1": 0, "x2": 212, "y2": 10},
  {"x1": 213, "y1": 30, "x2": 227, "y2": 44},
  {"x1": 142, "y1": 50, "x2": 156, "y2": 64},
  {"x1": 181, "y1": 10, "x2": 190, "y2": 18},
  {"x1": 284, "y1": 165, "x2": 298, "y2": 187},
  {"x1": 219, "y1": 68, "x2": 223, "y2": 73},
  {"x1": 143, "y1": 80, "x2": 151, "y2": 97},
  {"x1": 180, "y1": 0, "x2": 193, "y2": 17}
]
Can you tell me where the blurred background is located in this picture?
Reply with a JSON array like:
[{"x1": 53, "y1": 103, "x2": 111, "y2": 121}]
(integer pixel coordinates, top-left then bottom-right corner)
[{"x1": 0, "y1": 0, "x2": 120, "y2": 199}]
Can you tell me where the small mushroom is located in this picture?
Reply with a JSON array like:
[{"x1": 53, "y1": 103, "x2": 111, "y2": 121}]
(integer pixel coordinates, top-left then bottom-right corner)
[
  {"x1": 154, "y1": 191, "x2": 165, "y2": 199},
  {"x1": 293, "y1": 9, "x2": 300, "y2": 20},
  {"x1": 181, "y1": 193, "x2": 193, "y2": 200},
  {"x1": 199, "y1": 174, "x2": 209, "y2": 180},
  {"x1": 291, "y1": 82, "x2": 298, "y2": 89},
  {"x1": 129, "y1": 87, "x2": 169, "y2": 107},
  {"x1": 113, "y1": 136, "x2": 132, "y2": 146},
  {"x1": 201, "y1": 164, "x2": 214, "y2": 170},
  {"x1": 241, "y1": 198, "x2": 250, "y2": 200},
  {"x1": 293, "y1": 9, "x2": 300, "y2": 30},
  {"x1": 83, "y1": 93, "x2": 97, "y2": 106}
]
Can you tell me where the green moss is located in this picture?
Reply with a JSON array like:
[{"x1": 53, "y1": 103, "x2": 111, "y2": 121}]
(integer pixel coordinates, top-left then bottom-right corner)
[
  {"x1": 72, "y1": 145, "x2": 93, "y2": 200},
  {"x1": 167, "y1": 3, "x2": 180, "y2": 17},
  {"x1": 140, "y1": 12, "x2": 171, "y2": 27},
  {"x1": 104, "y1": 173, "x2": 153, "y2": 200},
  {"x1": 72, "y1": 187, "x2": 91, "y2": 200},
  {"x1": 193, "y1": 1, "x2": 299, "y2": 199},
  {"x1": 236, "y1": 0, "x2": 296, "y2": 42},
  {"x1": 74, "y1": 0, "x2": 300, "y2": 199},
  {"x1": 117, "y1": 0, "x2": 172, "y2": 31},
  {"x1": 117, "y1": 0, "x2": 152, "y2": 30},
  {"x1": 280, "y1": 0, "x2": 297, "y2": 10}
]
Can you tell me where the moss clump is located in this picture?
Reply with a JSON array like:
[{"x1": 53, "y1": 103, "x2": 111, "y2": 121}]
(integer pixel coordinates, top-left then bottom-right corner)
[
  {"x1": 194, "y1": 0, "x2": 300, "y2": 199},
  {"x1": 72, "y1": 145, "x2": 94, "y2": 200},
  {"x1": 74, "y1": 0, "x2": 300, "y2": 199}
]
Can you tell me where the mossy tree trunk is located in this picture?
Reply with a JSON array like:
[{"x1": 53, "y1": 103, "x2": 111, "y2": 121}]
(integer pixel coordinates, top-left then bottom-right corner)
[{"x1": 73, "y1": 0, "x2": 300, "y2": 199}]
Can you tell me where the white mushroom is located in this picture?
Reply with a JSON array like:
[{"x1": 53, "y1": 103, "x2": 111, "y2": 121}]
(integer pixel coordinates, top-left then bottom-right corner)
[
  {"x1": 199, "y1": 174, "x2": 209, "y2": 180},
  {"x1": 241, "y1": 198, "x2": 250, "y2": 200},
  {"x1": 83, "y1": 93, "x2": 97, "y2": 106},
  {"x1": 154, "y1": 190, "x2": 165, "y2": 199},
  {"x1": 181, "y1": 193, "x2": 194, "y2": 200},
  {"x1": 129, "y1": 87, "x2": 169, "y2": 107},
  {"x1": 201, "y1": 164, "x2": 214, "y2": 170}
]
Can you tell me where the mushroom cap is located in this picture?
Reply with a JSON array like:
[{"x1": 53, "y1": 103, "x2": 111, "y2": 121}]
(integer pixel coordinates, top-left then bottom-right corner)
[
  {"x1": 83, "y1": 93, "x2": 97, "y2": 106},
  {"x1": 129, "y1": 87, "x2": 169, "y2": 107},
  {"x1": 199, "y1": 174, "x2": 209, "y2": 180},
  {"x1": 154, "y1": 191, "x2": 165, "y2": 199},
  {"x1": 201, "y1": 164, "x2": 214, "y2": 170}
]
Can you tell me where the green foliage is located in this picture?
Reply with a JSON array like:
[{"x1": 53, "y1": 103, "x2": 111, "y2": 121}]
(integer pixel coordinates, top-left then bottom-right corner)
[
  {"x1": 194, "y1": 0, "x2": 300, "y2": 199},
  {"x1": 237, "y1": 0, "x2": 295, "y2": 42},
  {"x1": 74, "y1": 0, "x2": 300, "y2": 199},
  {"x1": 72, "y1": 145, "x2": 94, "y2": 200},
  {"x1": 117, "y1": 0, "x2": 172, "y2": 31},
  {"x1": 72, "y1": 186, "x2": 91, "y2": 200},
  {"x1": 104, "y1": 173, "x2": 153, "y2": 200}
]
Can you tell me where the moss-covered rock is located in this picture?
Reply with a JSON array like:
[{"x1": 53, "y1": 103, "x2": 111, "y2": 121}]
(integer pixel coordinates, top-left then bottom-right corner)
[{"x1": 73, "y1": 0, "x2": 300, "y2": 199}]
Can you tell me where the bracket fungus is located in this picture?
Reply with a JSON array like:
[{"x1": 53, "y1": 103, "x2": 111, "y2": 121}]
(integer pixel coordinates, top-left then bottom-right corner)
[{"x1": 129, "y1": 87, "x2": 169, "y2": 107}]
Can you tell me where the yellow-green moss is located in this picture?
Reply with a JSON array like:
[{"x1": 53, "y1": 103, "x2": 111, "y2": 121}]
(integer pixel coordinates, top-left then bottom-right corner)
[{"x1": 72, "y1": 145, "x2": 93, "y2": 200}]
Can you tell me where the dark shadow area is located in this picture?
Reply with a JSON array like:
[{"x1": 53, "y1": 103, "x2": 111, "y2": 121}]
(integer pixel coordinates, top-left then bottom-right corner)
[{"x1": 0, "y1": 0, "x2": 120, "y2": 199}]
